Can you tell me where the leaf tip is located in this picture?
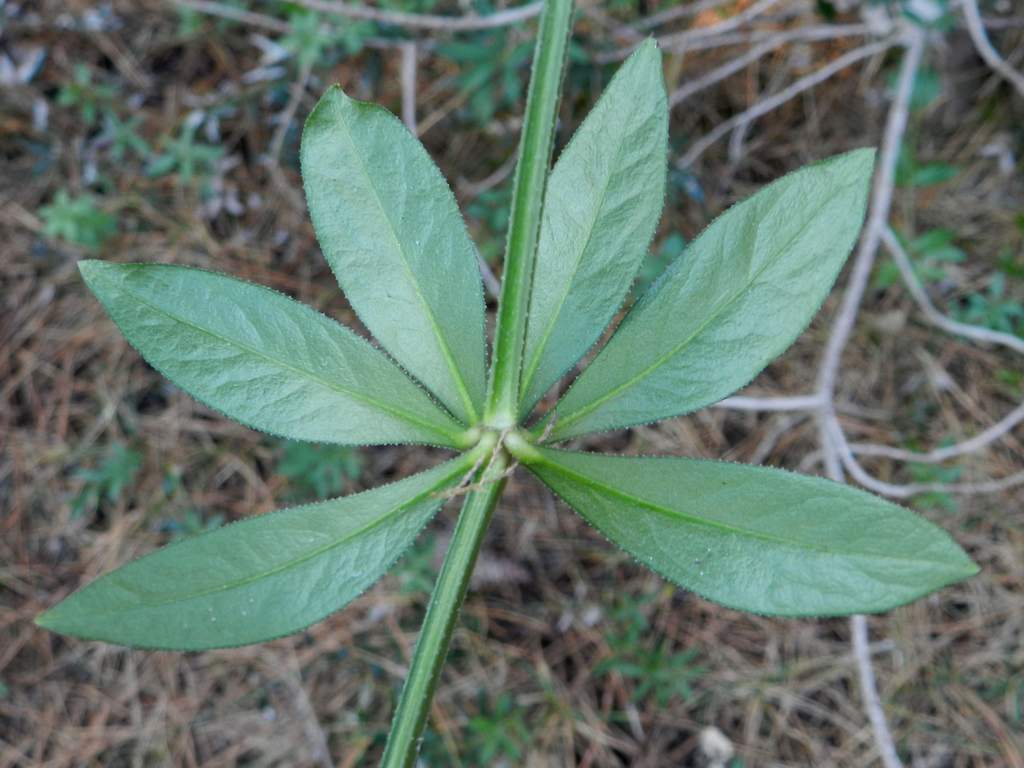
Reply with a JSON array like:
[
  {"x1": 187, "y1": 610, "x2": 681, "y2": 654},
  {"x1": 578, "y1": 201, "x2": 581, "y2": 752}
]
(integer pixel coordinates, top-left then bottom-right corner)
[
  {"x1": 34, "y1": 604, "x2": 63, "y2": 632},
  {"x1": 76, "y1": 258, "x2": 103, "y2": 281}
]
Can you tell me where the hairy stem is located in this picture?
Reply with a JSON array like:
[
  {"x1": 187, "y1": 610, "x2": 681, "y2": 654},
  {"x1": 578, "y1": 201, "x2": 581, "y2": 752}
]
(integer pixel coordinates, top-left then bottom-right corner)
[
  {"x1": 380, "y1": 450, "x2": 508, "y2": 768},
  {"x1": 486, "y1": 0, "x2": 573, "y2": 427}
]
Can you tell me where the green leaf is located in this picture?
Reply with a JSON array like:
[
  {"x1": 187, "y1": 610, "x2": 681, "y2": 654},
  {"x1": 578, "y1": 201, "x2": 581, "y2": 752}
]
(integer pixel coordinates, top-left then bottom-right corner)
[
  {"x1": 519, "y1": 38, "x2": 668, "y2": 413},
  {"x1": 525, "y1": 448, "x2": 977, "y2": 616},
  {"x1": 301, "y1": 86, "x2": 487, "y2": 426},
  {"x1": 36, "y1": 456, "x2": 473, "y2": 649},
  {"x1": 79, "y1": 261, "x2": 467, "y2": 448},
  {"x1": 545, "y1": 149, "x2": 875, "y2": 441}
]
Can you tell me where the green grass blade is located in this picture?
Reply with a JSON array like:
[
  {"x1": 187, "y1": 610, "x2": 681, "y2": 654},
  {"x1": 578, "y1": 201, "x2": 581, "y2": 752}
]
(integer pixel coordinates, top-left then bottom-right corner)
[
  {"x1": 524, "y1": 447, "x2": 977, "y2": 616},
  {"x1": 36, "y1": 455, "x2": 475, "y2": 650},
  {"x1": 79, "y1": 261, "x2": 467, "y2": 448},
  {"x1": 520, "y1": 38, "x2": 667, "y2": 414},
  {"x1": 546, "y1": 149, "x2": 875, "y2": 441},
  {"x1": 301, "y1": 87, "x2": 487, "y2": 426}
]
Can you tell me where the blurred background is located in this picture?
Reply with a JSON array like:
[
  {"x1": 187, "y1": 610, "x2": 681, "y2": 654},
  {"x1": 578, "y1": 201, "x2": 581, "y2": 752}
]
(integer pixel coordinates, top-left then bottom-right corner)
[{"x1": 2, "y1": 0, "x2": 1023, "y2": 765}]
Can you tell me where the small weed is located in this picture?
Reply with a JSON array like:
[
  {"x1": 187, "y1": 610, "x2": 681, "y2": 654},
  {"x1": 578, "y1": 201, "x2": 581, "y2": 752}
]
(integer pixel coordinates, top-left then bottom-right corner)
[
  {"x1": 895, "y1": 139, "x2": 959, "y2": 188},
  {"x1": 439, "y1": 30, "x2": 532, "y2": 125},
  {"x1": 158, "y1": 509, "x2": 226, "y2": 541},
  {"x1": 101, "y1": 114, "x2": 151, "y2": 163},
  {"x1": 635, "y1": 232, "x2": 686, "y2": 298},
  {"x1": 39, "y1": 190, "x2": 118, "y2": 251},
  {"x1": 596, "y1": 591, "x2": 704, "y2": 706},
  {"x1": 57, "y1": 63, "x2": 117, "y2": 128},
  {"x1": 70, "y1": 443, "x2": 142, "y2": 519},
  {"x1": 909, "y1": 459, "x2": 962, "y2": 513},
  {"x1": 466, "y1": 692, "x2": 530, "y2": 765},
  {"x1": 875, "y1": 227, "x2": 965, "y2": 289},
  {"x1": 275, "y1": 440, "x2": 363, "y2": 501},
  {"x1": 955, "y1": 272, "x2": 1024, "y2": 336},
  {"x1": 147, "y1": 119, "x2": 224, "y2": 189}
]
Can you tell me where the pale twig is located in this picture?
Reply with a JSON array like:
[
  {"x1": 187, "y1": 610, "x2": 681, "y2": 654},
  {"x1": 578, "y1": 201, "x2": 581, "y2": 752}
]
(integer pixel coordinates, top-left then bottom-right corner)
[
  {"x1": 290, "y1": 0, "x2": 542, "y2": 31},
  {"x1": 457, "y1": 153, "x2": 517, "y2": 199},
  {"x1": 961, "y1": 0, "x2": 1024, "y2": 98},
  {"x1": 669, "y1": 23, "x2": 872, "y2": 106},
  {"x1": 817, "y1": 28, "x2": 922, "y2": 479},
  {"x1": 400, "y1": 42, "x2": 418, "y2": 133},
  {"x1": 173, "y1": 0, "x2": 290, "y2": 32},
  {"x1": 851, "y1": 615, "x2": 888, "y2": 768},
  {"x1": 826, "y1": 417, "x2": 1024, "y2": 498},
  {"x1": 632, "y1": 0, "x2": 735, "y2": 32},
  {"x1": 270, "y1": 59, "x2": 313, "y2": 162},
  {"x1": 850, "y1": 401, "x2": 1024, "y2": 463},
  {"x1": 713, "y1": 394, "x2": 822, "y2": 412},
  {"x1": 477, "y1": 257, "x2": 502, "y2": 300},
  {"x1": 813, "y1": 28, "x2": 924, "y2": 768},
  {"x1": 881, "y1": 226, "x2": 1024, "y2": 355},
  {"x1": 284, "y1": 649, "x2": 333, "y2": 768},
  {"x1": 600, "y1": 0, "x2": 784, "y2": 62},
  {"x1": 678, "y1": 38, "x2": 896, "y2": 168},
  {"x1": 659, "y1": 0, "x2": 783, "y2": 48}
]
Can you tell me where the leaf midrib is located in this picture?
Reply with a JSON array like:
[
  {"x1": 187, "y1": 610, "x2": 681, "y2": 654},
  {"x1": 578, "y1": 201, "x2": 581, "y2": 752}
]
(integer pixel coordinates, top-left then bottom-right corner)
[
  {"x1": 113, "y1": 277, "x2": 460, "y2": 443},
  {"x1": 537, "y1": 455, "x2": 953, "y2": 567},
  {"x1": 552, "y1": 183, "x2": 847, "y2": 436},
  {"x1": 333, "y1": 101, "x2": 479, "y2": 424},
  {"x1": 81, "y1": 461, "x2": 466, "y2": 617}
]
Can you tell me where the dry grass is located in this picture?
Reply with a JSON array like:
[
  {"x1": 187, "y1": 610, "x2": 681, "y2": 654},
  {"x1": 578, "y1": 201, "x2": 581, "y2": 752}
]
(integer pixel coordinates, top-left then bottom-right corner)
[{"x1": 2, "y1": 1, "x2": 1023, "y2": 766}]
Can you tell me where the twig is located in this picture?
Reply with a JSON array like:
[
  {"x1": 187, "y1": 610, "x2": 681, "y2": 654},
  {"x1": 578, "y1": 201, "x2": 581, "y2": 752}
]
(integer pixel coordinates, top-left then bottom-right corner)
[
  {"x1": 284, "y1": 649, "x2": 333, "y2": 768},
  {"x1": 632, "y1": 0, "x2": 735, "y2": 32},
  {"x1": 270, "y1": 60, "x2": 313, "y2": 162},
  {"x1": 173, "y1": 0, "x2": 290, "y2": 32},
  {"x1": 677, "y1": 38, "x2": 896, "y2": 168},
  {"x1": 850, "y1": 402, "x2": 1024, "y2": 462},
  {"x1": 814, "y1": 27, "x2": 925, "y2": 768},
  {"x1": 658, "y1": 0, "x2": 783, "y2": 48},
  {"x1": 817, "y1": 28, "x2": 922, "y2": 480},
  {"x1": 477, "y1": 256, "x2": 502, "y2": 300},
  {"x1": 713, "y1": 394, "x2": 822, "y2": 412},
  {"x1": 962, "y1": 0, "x2": 1024, "y2": 98},
  {"x1": 669, "y1": 24, "x2": 872, "y2": 106},
  {"x1": 826, "y1": 417, "x2": 1024, "y2": 498},
  {"x1": 851, "y1": 615, "x2": 893, "y2": 768},
  {"x1": 400, "y1": 42, "x2": 418, "y2": 133},
  {"x1": 290, "y1": 0, "x2": 542, "y2": 32},
  {"x1": 881, "y1": 226, "x2": 1024, "y2": 355},
  {"x1": 600, "y1": 0, "x2": 783, "y2": 62}
]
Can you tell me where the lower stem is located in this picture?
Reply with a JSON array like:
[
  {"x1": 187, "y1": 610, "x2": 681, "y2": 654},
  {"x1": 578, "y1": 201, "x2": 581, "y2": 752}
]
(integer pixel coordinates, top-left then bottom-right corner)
[{"x1": 380, "y1": 450, "x2": 509, "y2": 768}]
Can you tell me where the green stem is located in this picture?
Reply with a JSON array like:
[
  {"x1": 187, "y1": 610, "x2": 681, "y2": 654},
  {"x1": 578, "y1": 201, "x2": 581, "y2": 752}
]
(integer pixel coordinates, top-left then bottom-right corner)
[
  {"x1": 380, "y1": 450, "x2": 508, "y2": 768},
  {"x1": 485, "y1": 0, "x2": 574, "y2": 427}
]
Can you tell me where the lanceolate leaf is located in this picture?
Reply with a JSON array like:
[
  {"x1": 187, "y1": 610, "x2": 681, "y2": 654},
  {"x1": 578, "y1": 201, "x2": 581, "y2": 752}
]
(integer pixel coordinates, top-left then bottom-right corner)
[
  {"x1": 301, "y1": 86, "x2": 487, "y2": 426},
  {"x1": 545, "y1": 149, "x2": 875, "y2": 441},
  {"x1": 520, "y1": 38, "x2": 667, "y2": 413},
  {"x1": 525, "y1": 448, "x2": 977, "y2": 616},
  {"x1": 79, "y1": 261, "x2": 467, "y2": 448},
  {"x1": 36, "y1": 456, "x2": 473, "y2": 649}
]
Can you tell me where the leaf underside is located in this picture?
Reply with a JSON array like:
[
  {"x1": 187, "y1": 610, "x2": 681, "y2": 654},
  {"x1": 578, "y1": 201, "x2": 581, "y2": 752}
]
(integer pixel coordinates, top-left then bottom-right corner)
[
  {"x1": 37, "y1": 456, "x2": 471, "y2": 650},
  {"x1": 79, "y1": 261, "x2": 466, "y2": 448},
  {"x1": 520, "y1": 38, "x2": 668, "y2": 413},
  {"x1": 301, "y1": 86, "x2": 488, "y2": 426},
  {"x1": 546, "y1": 148, "x2": 876, "y2": 441},
  {"x1": 527, "y1": 448, "x2": 977, "y2": 616}
]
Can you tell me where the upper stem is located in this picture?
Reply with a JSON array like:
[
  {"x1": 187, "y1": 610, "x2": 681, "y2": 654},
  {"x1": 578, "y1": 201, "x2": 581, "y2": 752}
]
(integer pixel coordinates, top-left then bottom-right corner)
[
  {"x1": 485, "y1": 0, "x2": 574, "y2": 427},
  {"x1": 379, "y1": 449, "x2": 508, "y2": 768}
]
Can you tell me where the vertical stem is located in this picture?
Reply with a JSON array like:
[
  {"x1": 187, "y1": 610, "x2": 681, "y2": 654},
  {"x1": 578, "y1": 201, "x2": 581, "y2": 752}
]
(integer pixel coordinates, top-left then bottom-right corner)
[
  {"x1": 485, "y1": 0, "x2": 574, "y2": 427},
  {"x1": 380, "y1": 451, "x2": 508, "y2": 768}
]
